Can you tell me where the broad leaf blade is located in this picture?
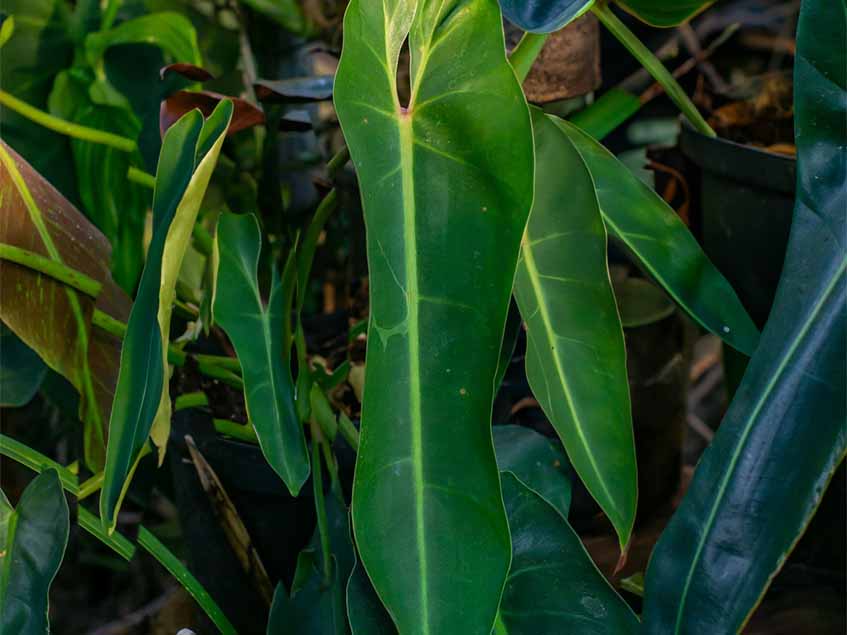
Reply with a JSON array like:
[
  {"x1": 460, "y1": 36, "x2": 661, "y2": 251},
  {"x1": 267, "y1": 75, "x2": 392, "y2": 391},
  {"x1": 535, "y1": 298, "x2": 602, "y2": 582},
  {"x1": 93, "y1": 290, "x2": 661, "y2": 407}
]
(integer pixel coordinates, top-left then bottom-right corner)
[
  {"x1": 493, "y1": 424, "x2": 573, "y2": 520},
  {"x1": 102, "y1": 101, "x2": 232, "y2": 531},
  {"x1": 557, "y1": 120, "x2": 760, "y2": 356},
  {"x1": 0, "y1": 141, "x2": 130, "y2": 469},
  {"x1": 499, "y1": 0, "x2": 594, "y2": 32},
  {"x1": 84, "y1": 12, "x2": 202, "y2": 67},
  {"x1": 642, "y1": 1, "x2": 847, "y2": 631},
  {"x1": 212, "y1": 212, "x2": 309, "y2": 496},
  {"x1": 614, "y1": 0, "x2": 713, "y2": 27},
  {"x1": 0, "y1": 326, "x2": 46, "y2": 407},
  {"x1": 498, "y1": 473, "x2": 639, "y2": 634},
  {"x1": 514, "y1": 109, "x2": 637, "y2": 548},
  {"x1": 334, "y1": 0, "x2": 534, "y2": 632},
  {"x1": 0, "y1": 469, "x2": 70, "y2": 634}
]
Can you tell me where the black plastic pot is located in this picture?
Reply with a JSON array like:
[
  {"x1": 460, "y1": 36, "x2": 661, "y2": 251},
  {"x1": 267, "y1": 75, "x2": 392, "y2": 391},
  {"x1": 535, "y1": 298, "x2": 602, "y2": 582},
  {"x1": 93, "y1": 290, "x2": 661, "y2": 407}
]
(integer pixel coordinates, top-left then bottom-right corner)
[
  {"x1": 680, "y1": 123, "x2": 796, "y2": 330},
  {"x1": 168, "y1": 410, "x2": 316, "y2": 635}
]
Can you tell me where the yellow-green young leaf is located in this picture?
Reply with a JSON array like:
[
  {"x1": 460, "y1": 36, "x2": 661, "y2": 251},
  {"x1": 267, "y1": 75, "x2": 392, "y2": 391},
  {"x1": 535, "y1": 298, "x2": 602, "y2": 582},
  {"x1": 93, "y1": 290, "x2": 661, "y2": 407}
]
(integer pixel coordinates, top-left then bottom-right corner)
[
  {"x1": 0, "y1": 141, "x2": 131, "y2": 470},
  {"x1": 212, "y1": 212, "x2": 310, "y2": 496},
  {"x1": 334, "y1": 0, "x2": 534, "y2": 632},
  {"x1": 0, "y1": 469, "x2": 70, "y2": 634},
  {"x1": 642, "y1": 0, "x2": 846, "y2": 631},
  {"x1": 101, "y1": 100, "x2": 232, "y2": 532},
  {"x1": 0, "y1": 16, "x2": 14, "y2": 48},
  {"x1": 557, "y1": 120, "x2": 760, "y2": 356},
  {"x1": 514, "y1": 109, "x2": 637, "y2": 549}
]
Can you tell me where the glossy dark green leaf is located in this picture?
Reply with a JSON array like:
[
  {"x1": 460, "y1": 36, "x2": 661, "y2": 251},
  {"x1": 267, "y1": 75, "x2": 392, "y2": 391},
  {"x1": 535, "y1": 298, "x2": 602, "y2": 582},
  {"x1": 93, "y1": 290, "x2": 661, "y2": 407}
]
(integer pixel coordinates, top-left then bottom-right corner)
[
  {"x1": 642, "y1": 1, "x2": 846, "y2": 631},
  {"x1": 0, "y1": 469, "x2": 70, "y2": 634},
  {"x1": 615, "y1": 0, "x2": 713, "y2": 27},
  {"x1": 212, "y1": 212, "x2": 309, "y2": 496},
  {"x1": 0, "y1": 326, "x2": 47, "y2": 407},
  {"x1": 84, "y1": 12, "x2": 201, "y2": 68},
  {"x1": 498, "y1": 473, "x2": 639, "y2": 634},
  {"x1": 499, "y1": 0, "x2": 593, "y2": 32},
  {"x1": 268, "y1": 484, "x2": 353, "y2": 635},
  {"x1": 348, "y1": 472, "x2": 637, "y2": 635},
  {"x1": 0, "y1": 140, "x2": 130, "y2": 470},
  {"x1": 335, "y1": 1, "x2": 534, "y2": 632},
  {"x1": 102, "y1": 101, "x2": 232, "y2": 531},
  {"x1": 514, "y1": 109, "x2": 636, "y2": 548},
  {"x1": 493, "y1": 424, "x2": 573, "y2": 519},
  {"x1": 557, "y1": 120, "x2": 760, "y2": 356}
]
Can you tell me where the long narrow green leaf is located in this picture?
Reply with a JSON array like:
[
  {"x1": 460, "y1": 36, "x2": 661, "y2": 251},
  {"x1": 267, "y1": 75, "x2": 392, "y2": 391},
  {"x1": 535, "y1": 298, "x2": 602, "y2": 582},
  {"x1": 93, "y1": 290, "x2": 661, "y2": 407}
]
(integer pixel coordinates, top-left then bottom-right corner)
[
  {"x1": 102, "y1": 101, "x2": 233, "y2": 531},
  {"x1": 212, "y1": 212, "x2": 310, "y2": 496},
  {"x1": 515, "y1": 108, "x2": 637, "y2": 548},
  {"x1": 334, "y1": 0, "x2": 534, "y2": 632},
  {"x1": 642, "y1": 1, "x2": 846, "y2": 631},
  {"x1": 0, "y1": 470, "x2": 69, "y2": 634},
  {"x1": 557, "y1": 120, "x2": 760, "y2": 356}
]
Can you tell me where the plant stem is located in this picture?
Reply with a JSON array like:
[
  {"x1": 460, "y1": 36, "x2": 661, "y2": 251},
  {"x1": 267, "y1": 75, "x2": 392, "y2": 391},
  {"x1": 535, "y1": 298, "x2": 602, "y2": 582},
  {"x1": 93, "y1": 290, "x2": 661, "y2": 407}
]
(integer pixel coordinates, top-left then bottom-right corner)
[
  {"x1": 310, "y1": 421, "x2": 332, "y2": 586},
  {"x1": 175, "y1": 391, "x2": 210, "y2": 412},
  {"x1": 198, "y1": 362, "x2": 244, "y2": 389},
  {"x1": 326, "y1": 145, "x2": 350, "y2": 178},
  {"x1": 0, "y1": 243, "x2": 103, "y2": 297},
  {"x1": 509, "y1": 32, "x2": 550, "y2": 84},
  {"x1": 591, "y1": 2, "x2": 716, "y2": 137},
  {"x1": 91, "y1": 309, "x2": 188, "y2": 366},
  {"x1": 0, "y1": 434, "x2": 238, "y2": 635},
  {"x1": 78, "y1": 472, "x2": 104, "y2": 501},
  {"x1": 0, "y1": 90, "x2": 138, "y2": 151},
  {"x1": 192, "y1": 223, "x2": 214, "y2": 257},
  {"x1": 213, "y1": 418, "x2": 258, "y2": 443},
  {"x1": 127, "y1": 166, "x2": 156, "y2": 189},
  {"x1": 338, "y1": 412, "x2": 360, "y2": 453}
]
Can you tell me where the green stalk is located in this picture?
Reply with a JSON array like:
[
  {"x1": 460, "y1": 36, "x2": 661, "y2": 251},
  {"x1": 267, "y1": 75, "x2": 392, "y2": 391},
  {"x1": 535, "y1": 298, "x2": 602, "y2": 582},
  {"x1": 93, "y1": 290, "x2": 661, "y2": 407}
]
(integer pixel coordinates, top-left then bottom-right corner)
[
  {"x1": 0, "y1": 434, "x2": 237, "y2": 635},
  {"x1": 175, "y1": 391, "x2": 210, "y2": 412},
  {"x1": 194, "y1": 353, "x2": 241, "y2": 372},
  {"x1": 213, "y1": 418, "x2": 258, "y2": 443},
  {"x1": 591, "y1": 2, "x2": 716, "y2": 137},
  {"x1": 197, "y1": 362, "x2": 244, "y2": 389},
  {"x1": 90, "y1": 309, "x2": 188, "y2": 366},
  {"x1": 509, "y1": 32, "x2": 550, "y2": 83},
  {"x1": 310, "y1": 421, "x2": 332, "y2": 585},
  {"x1": 338, "y1": 412, "x2": 360, "y2": 453},
  {"x1": 0, "y1": 90, "x2": 138, "y2": 151},
  {"x1": 127, "y1": 166, "x2": 156, "y2": 189},
  {"x1": 78, "y1": 472, "x2": 104, "y2": 501},
  {"x1": 0, "y1": 243, "x2": 102, "y2": 297},
  {"x1": 326, "y1": 145, "x2": 350, "y2": 178}
]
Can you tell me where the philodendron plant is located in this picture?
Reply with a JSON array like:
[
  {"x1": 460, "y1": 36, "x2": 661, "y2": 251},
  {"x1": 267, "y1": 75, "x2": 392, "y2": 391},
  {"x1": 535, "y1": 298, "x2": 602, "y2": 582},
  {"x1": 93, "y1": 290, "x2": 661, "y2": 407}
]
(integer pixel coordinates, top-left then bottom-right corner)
[{"x1": 1, "y1": 0, "x2": 844, "y2": 634}]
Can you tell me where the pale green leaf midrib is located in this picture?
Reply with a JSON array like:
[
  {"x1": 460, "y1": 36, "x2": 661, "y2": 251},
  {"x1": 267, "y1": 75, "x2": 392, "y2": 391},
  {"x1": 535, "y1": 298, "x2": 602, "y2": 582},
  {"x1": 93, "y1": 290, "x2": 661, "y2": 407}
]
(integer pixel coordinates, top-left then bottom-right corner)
[
  {"x1": 398, "y1": 113, "x2": 429, "y2": 635},
  {"x1": 673, "y1": 256, "x2": 847, "y2": 633},
  {"x1": 520, "y1": 239, "x2": 619, "y2": 522}
]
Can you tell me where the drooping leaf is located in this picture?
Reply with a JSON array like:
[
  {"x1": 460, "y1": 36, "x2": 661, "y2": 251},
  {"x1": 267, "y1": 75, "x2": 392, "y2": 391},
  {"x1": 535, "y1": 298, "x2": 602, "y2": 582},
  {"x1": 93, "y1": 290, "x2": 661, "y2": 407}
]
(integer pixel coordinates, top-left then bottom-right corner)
[
  {"x1": 557, "y1": 120, "x2": 760, "y2": 356},
  {"x1": 0, "y1": 326, "x2": 47, "y2": 407},
  {"x1": 254, "y1": 76, "x2": 335, "y2": 103},
  {"x1": 160, "y1": 63, "x2": 215, "y2": 83},
  {"x1": 0, "y1": 469, "x2": 70, "y2": 634},
  {"x1": 642, "y1": 1, "x2": 846, "y2": 632},
  {"x1": 101, "y1": 100, "x2": 233, "y2": 531},
  {"x1": 334, "y1": 0, "x2": 534, "y2": 631},
  {"x1": 211, "y1": 212, "x2": 309, "y2": 496},
  {"x1": 160, "y1": 90, "x2": 265, "y2": 137},
  {"x1": 84, "y1": 12, "x2": 202, "y2": 68},
  {"x1": 493, "y1": 424, "x2": 573, "y2": 519},
  {"x1": 615, "y1": 0, "x2": 713, "y2": 27},
  {"x1": 497, "y1": 473, "x2": 639, "y2": 634},
  {"x1": 348, "y1": 472, "x2": 637, "y2": 635},
  {"x1": 514, "y1": 109, "x2": 636, "y2": 548},
  {"x1": 499, "y1": 0, "x2": 593, "y2": 32},
  {"x1": 0, "y1": 140, "x2": 130, "y2": 469}
]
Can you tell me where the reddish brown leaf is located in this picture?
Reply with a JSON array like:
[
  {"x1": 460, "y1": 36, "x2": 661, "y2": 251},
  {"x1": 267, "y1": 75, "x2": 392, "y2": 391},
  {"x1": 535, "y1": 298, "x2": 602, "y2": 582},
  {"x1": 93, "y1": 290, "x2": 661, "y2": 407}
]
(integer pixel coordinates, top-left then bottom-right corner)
[
  {"x1": 160, "y1": 63, "x2": 215, "y2": 82},
  {"x1": 160, "y1": 91, "x2": 264, "y2": 137},
  {"x1": 0, "y1": 141, "x2": 130, "y2": 469}
]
